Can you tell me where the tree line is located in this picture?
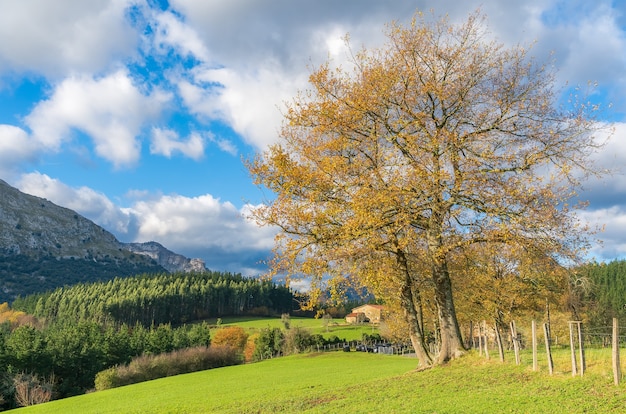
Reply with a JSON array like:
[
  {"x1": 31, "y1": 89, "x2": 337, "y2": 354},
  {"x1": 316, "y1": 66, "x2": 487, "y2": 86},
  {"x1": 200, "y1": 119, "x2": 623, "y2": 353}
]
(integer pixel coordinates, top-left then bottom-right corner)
[
  {"x1": 0, "y1": 270, "x2": 297, "y2": 408},
  {"x1": 0, "y1": 320, "x2": 212, "y2": 407},
  {"x1": 0, "y1": 254, "x2": 165, "y2": 303},
  {"x1": 575, "y1": 259, "x2": 626, "y2": 331},
  {"x1": 12, "y1": 271, "x2": 295, "y2": 327}
]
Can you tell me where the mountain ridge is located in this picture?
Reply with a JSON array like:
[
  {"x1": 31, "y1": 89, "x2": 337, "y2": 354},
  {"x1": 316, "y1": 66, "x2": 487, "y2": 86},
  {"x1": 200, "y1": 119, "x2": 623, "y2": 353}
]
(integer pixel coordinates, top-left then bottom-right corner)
[{"x1": 0, "y1": 178, "x2": 206, "y2": 302}]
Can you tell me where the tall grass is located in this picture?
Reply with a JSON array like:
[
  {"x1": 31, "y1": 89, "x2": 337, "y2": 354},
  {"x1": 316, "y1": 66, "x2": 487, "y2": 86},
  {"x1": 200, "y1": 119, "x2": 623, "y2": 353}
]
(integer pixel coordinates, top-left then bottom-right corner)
[{"x1": 94, "y1": 346, "x2": 241, "y2": 391}]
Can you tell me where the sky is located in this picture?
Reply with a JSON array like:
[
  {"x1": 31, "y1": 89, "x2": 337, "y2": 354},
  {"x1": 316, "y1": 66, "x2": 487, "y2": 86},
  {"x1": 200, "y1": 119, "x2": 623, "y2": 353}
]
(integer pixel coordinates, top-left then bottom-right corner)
[{"x1": 0, "y1": 0, "x2": 625, "y2": 276}]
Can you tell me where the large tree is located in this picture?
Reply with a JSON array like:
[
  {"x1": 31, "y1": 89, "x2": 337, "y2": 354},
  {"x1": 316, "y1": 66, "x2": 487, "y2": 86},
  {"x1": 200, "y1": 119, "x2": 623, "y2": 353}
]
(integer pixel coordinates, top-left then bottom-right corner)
[{"x1": 248, "y1": 11, "x2": 603, "y2": 365}]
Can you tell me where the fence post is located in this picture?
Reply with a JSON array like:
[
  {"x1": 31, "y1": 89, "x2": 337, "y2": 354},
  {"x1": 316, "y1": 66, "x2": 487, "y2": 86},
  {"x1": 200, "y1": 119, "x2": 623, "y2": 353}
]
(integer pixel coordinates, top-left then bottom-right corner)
[
  {"x1": 495, "y1": 322, "x2": 505, "y2": 362},
  {"x1": 576, "y1": 321, "x2": 586, "y2": 376},
  {"x1": 613, "y1": 318, "x2": 621, "y2": 386},
  {"x1": 510, "y1": 321, "x2": 520, "y2": 365},
  {"x1": 532, "y1": 320, "x2": 538, "y2": 371},
  {"x1": 483, "y1": 320, "x2": 490, "y2": 360},
  {"x1": 543, "y1": 323, "x2": 554, "y2": 375},
  {"x1": 569, "y1": 321, "x2": 577, "y2": 376}
]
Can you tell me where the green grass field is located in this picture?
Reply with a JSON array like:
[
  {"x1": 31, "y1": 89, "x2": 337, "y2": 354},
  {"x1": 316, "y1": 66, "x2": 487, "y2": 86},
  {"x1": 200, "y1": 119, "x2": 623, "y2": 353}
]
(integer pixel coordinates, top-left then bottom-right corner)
[
  {"x1": 13, "y1": 348, "x2": 626, "y2": 413},
  {"x1": 214, "y1": 316, "x2": 378, "y2": 342}
]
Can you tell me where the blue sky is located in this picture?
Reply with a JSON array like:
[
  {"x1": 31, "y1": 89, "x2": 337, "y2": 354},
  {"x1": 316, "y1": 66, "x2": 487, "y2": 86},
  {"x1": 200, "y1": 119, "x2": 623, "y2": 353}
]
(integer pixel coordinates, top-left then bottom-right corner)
[{"x1": 1, "y1": 0, "x2": 625, "y2": 276}]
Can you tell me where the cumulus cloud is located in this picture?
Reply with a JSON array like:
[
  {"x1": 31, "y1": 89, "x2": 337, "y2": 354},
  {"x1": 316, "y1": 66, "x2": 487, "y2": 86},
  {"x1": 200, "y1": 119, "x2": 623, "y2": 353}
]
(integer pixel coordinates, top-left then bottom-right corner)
[
  {"x1": 577, "y1": 206, "x2": 626, "y2": 260},
  {"x1": 162, "y1": 0, "x2": 626, "y2": 153},
  {"x1": 153, "y1": 10, "x2": 211, "y2": 62},
  {"x1": 0, "y1": 125, "x2": 39, "y2": 176},
  {"x1": 150, "y1": 128, "x2": 206, "y2": 160},
  {"x1": 0, "y1": 0, "x2": 139, "y2": 78},
  {"x1": 124, "y1": 195, "x2": 276, "y2": 274},
  {"x1": 129, "y1": 194, "x2": 274, "y2": 251},
  {"x1": 16, "y1": 172, "x2": 132, "y2": 235},
  {"x1": 576, "y1": 123, "x2": 626, "y2": 210},
  {"x1": 184, "y1": 65, "x2": 304, "y2": 150},
  {"x1": 157, "y1": 1, "x2": 419, "y2": 150},
  {"x1": 25, "y1": 70, "x2": 170, "y2": 168}
]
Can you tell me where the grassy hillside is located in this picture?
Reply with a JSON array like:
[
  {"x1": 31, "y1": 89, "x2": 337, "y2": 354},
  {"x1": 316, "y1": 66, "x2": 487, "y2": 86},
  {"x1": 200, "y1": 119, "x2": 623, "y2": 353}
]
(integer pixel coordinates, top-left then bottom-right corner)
[
  {"x1": 13, "y1": 350, "x2": 626, "y2": 413},
  {"x1": 216, "y1": 315, "x2": 378, "y2": 341}
]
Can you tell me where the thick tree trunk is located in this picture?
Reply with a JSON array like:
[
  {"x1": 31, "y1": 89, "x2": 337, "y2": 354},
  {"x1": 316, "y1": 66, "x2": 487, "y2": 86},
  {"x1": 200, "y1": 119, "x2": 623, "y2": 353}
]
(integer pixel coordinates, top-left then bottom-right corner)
[
  {"x1": 432, "y1": 257, "x2": 466, "y2": 364},
  {"x1": 396, "y1": 247, "x2": 433, "y2": 367},
  {"x1": 400, "y1": 279, "x2": 433, "y2": 367}
]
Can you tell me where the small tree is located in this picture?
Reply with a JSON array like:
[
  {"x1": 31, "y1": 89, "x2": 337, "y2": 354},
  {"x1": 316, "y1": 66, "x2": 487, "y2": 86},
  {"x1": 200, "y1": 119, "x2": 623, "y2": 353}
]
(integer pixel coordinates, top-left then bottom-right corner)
[
  {"x1": 282, "y1": 327, "x2": 313, "y2": 355},
  {"x1": 253, "y1": 328, "x2": 284, "y2": 360},
  {"x1": 322, "y1": 313, "x2": 333, "y2": 332},
  {"x1": 211, "y1": 326, "x2": 249, "y2": 355}
]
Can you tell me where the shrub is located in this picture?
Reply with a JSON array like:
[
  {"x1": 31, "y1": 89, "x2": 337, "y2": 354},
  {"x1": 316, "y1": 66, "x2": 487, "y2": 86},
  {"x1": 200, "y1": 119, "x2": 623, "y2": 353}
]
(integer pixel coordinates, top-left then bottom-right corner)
[
  {"x1": 244, "y1": 333, "x2": 259, "y2": 362},
  {"x1": 93, "y1": 368, "x2": 118, "y2": 391},
  {"x1": 252, "y1": 327, "x2": 283, "y2": 361},
  {"x1": 94, "y1": 346, "x2": 241, "y2": 391},
  {"x1": 211, "y1": 326, "x2": 248, "y2": 354},
  {"x1": 282, "y1": 327, "x2": 313, "y2": 355},
  {"x1": 13, "y1": 372, "x2": 55, "y2": 407}
]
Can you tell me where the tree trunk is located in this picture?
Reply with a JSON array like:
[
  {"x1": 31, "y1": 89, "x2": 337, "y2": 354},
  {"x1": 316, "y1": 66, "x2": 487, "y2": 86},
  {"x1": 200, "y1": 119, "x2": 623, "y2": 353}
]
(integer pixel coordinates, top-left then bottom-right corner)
[
  {"x1": 396, "y1": 248, "x2": 433, "y2": 367},
  {"x1": 432, "y1": 257, "x2": 466, "y2": 364},
  {"x1": 400, "y1": 280, "x2": 433, "y2": 367}
]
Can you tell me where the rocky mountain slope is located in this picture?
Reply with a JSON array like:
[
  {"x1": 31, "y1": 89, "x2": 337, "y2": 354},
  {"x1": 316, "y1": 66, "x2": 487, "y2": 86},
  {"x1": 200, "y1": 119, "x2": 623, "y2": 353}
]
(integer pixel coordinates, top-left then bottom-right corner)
[
  {"x1": 123, "y1": 241, "x2": 206, "y2": 273},
  {"x1": 0, "y1": 179, "x2": 206, "y2": 302}
]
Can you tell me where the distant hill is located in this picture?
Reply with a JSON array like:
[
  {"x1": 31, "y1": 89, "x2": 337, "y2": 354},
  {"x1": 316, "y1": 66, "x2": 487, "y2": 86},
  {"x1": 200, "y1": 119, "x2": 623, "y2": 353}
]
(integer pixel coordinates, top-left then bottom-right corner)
[{"x1": 0, "y1": 179, "x2": 206, "y2": 302}]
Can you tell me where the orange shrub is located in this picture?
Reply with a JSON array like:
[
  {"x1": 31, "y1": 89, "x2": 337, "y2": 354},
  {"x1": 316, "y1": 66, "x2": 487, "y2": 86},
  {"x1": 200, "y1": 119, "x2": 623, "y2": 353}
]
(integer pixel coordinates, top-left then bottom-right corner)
[
  {"x1": 211, "y1": 326, "x2": 249, "y2": 353},
  {"x1": 244, "y1": 333, "x2": 259, "y2": 362}
]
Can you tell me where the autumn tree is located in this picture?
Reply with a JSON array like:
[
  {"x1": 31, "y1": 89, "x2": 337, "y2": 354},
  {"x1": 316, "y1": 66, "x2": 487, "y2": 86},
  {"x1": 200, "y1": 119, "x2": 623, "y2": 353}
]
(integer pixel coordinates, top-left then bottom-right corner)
[
  {"x1": 451, "y1": 243, "x2": 568, "y2": 334},
  {"x1": 248, "y1": 10, "x2": 603, "y2": 365},
  {"x1": 211, "y1": 326, "x2": 249, "y2": 354}
]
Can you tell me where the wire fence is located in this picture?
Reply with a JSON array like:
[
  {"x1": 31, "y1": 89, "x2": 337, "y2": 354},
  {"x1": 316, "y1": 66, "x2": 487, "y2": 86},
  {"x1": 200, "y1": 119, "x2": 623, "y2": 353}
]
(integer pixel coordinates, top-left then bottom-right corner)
[{"x1": 469, "y1": 318, "x2": 625, "y2": 384}]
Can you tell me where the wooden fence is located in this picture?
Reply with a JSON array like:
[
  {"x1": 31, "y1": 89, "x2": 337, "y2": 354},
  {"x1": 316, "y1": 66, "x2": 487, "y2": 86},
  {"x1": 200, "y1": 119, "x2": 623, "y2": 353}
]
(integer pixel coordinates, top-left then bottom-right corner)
[{"x1": 470, "y1": 317, "x2": 624, "y2": 385}]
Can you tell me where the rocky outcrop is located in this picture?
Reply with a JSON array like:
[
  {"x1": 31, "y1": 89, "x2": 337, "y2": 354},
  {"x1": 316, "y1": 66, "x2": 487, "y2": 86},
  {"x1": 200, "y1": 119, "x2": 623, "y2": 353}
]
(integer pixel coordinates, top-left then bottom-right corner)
[
  {"x1": 122, "y1": 241, "x2": 206, "y2": 273},
  {"x1": 0, "y1": 179, "x2": 121, "y2": 259}
]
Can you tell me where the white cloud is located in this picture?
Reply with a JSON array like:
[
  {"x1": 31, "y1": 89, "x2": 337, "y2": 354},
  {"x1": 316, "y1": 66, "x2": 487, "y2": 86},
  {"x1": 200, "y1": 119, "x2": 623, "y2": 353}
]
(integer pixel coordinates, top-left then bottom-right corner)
[
  {"x1": 162, "y1": 0, "x2": 413, "y2": 150},
  {"x1": 128, "y1": 194, "x2": 275, "y2": 252},
  {"x1": 577, "y1": 206, "x2": 626, "y2": 259},
  {"x1": 153, "y1": 10, "x2": 211, "y2": 62},
  {"x1": 163, "y1": 0, "x2": 626, "y2": 154},
  {"x1": 592, "y1": 123, "x2": 626, "y2": 170},
  {"x1": 0, "y1": 125, "x2": 39, "y2": 176},
  {"x1": 211, "y1": 136, "x2": 238, "y2": 156},
  {"x1": 150, "y1": 128, "x2": 206, "y2": 160},
  {"x1": 188, "y1": 65, "x2": 303, "y2": 150},
  {"x1": 16, "y1": 172, "x2": 132, "y2": 235},
  {"x1": 25, "y1": 70, "x2": 170, "y2": 168},
  {"x1": 0, "y1": 0, "x2": 139, "y2": 78}
]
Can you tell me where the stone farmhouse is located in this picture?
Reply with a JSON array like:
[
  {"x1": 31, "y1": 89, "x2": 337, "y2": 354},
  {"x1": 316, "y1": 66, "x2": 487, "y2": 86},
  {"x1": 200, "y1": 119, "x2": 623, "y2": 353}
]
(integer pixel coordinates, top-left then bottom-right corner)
[{"x1": 345, "y1": 304, "x2": 384, "y2": 324}]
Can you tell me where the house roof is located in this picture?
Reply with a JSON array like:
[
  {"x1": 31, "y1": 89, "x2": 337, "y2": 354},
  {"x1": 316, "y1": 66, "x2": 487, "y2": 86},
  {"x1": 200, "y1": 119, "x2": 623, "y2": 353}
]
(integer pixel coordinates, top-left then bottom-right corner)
[{"x1": 352, "y1": 304, "x2": 384, "y2": 312}]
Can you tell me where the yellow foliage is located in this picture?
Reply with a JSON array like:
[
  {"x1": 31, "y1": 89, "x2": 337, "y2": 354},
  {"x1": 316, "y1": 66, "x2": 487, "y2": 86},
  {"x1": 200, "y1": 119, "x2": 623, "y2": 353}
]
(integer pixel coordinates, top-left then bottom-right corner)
[
  {"x1": 247, "y1": 9, "x2": 605, "y2": 364},
  {"x1": 0, "y1": 302, "x2": 30, "y2": 328}
]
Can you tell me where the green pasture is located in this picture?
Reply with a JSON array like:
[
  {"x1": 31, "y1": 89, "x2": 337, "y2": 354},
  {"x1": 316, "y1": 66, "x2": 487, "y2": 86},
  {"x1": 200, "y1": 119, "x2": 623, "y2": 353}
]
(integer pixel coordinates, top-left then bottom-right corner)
[
  {"x1": 213, "y1": 316, "x2": 378, "y2": 342},
  {"x1": 14, "y1": 348, "x2": 626, "y2": 413}
]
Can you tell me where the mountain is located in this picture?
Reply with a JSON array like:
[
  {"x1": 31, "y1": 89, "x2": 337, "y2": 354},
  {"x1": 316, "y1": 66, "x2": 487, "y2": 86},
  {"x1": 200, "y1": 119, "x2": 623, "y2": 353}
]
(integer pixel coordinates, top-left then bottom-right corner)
[
  {"x1": 0, "y1": 179, "x2": 206, "y2": 303},
  {"x1": 123, "y1": 241, "x2": 206, "y2": 273}
]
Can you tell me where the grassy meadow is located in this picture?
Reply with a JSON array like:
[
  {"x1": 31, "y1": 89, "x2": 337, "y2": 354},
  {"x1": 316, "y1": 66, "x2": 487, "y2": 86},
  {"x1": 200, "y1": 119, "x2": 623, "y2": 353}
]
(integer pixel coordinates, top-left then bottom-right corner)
[
  {"x1": 214, "y1": 315, "x2": 379, "y2": 342},
  {"x1": 13, "y1": 347, "x2": 626, "y2": 413}
]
